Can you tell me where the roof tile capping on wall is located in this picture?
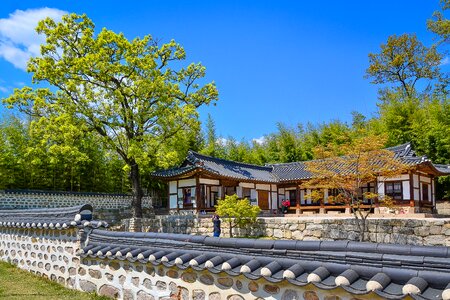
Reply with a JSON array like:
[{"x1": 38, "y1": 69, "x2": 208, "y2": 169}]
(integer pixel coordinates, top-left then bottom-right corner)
[
  {"x1": 1, "y1": 205, "x2": 450, "y2": 300},
  {"x1": 81, "y1": 228, "x2": 450, "y2": 299}
]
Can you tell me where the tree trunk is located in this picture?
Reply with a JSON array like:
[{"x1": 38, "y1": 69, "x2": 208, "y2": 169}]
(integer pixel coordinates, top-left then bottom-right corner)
[
  {"x1": 129, "y1": 162, "x2": 143, "y2": 218},
  {"x1": 229, "y1": 221, "x2": 233, "y2": 238}
]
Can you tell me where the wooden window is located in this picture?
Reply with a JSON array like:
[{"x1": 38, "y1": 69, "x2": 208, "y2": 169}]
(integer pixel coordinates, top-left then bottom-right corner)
[
  {"x1": 422, "y1": 183, "x2": 429, "y2": 202},
  {"x1": 242, "y1": 188, "x2": 251, "y2": 199},
  {"x1": 225, "y1": 186, "x2": 236, "y2": 196},
  {"x1": 360, "y1": 182, "x2": 376, "y2": 204},
  {"x1": 183, "y1": 188, "x2": 192, "y2": 205},
  {"x1": 288, "y1": 190, "x2": 297, "y2": 207},
  {"x1": 328, "y1": 188, "x2": 345, "y2": 204},
  {"x1": 385, "y1": 181, "x2": 403, "y2": 200}
]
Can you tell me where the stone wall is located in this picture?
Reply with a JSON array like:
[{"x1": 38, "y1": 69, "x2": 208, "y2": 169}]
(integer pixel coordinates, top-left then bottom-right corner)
[
  {"x1": 0, "y1": 226, "x2": 381, "y2": 299},
  {"x1": 131, "y1": 215, "x2": 450, "y2": 247},
  {"x1": 437, "y1": 201, "x2": 450, "y2": 216},
  {"x1": 0, "y1": 227, "x2": 80, "y2": 285},
  {"x1": 0, "y1": 190, "x2": 152, "y2": 210}
]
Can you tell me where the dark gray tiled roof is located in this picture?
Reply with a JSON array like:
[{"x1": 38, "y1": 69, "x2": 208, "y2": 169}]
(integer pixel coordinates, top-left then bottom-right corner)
[
  {"x1": 153, "y1": 150, "x2": 278, "y2": 183},
  {"x1": 0, "y1": 204, "x2": 107, "y2": 229},
  {"x1": 81, "y1": 230, "x2": 450, "y2": 300},
  {"x1": 152, "y1": 143, "x2": 450, "y2": 183},
  {"x1": 434, "y1": 164, "x2": 450, "y2": 174}
]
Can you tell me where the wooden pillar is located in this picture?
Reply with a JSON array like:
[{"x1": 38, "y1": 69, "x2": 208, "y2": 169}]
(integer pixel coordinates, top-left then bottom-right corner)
[
  {"x1": 409, "y1": 172, "x2": 415, "y2": 209},
  {"x1": 195, "y1": 176, "x2": 200, "y2": 213},
  {"x1": 296, "y1": 185, "x2": 301, "y2": 215},
  {"x1": 320, "y1": 189, "x2": 325, "y2": 214},
  {"x1": 417, "y1": 173, "x2": 421, "y2": 209}
]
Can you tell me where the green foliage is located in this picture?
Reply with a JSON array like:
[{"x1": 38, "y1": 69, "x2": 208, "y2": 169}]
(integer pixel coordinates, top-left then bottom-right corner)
[
  {"x1": 3, "y1": 13, "x2": 218, "y2": 217},
  {"x1": 365, "y1": 34, "x2": 441, "y2": 97},
  {"x1": 215, "y1": 194, "x2": 261, "y2": 237}
]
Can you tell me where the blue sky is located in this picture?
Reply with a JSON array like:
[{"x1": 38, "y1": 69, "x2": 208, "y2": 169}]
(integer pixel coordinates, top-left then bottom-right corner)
[{"x1": 0, "y1": 1, "x2": 443, "y2": 142}]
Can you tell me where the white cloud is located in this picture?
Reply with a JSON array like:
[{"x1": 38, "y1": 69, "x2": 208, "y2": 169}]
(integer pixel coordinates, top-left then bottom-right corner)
[
  {"x1": 0, "y1": 8, "x2": 67, "y2": 70},
  {"x1": 0, "y1": 86, "x2": 8, "y2": 93},
  {"x1": 441, "y1": 56, "x2": 450, "y2": 66},
  {"x1": 217, "y1": 137, "x2": 228, "y2": 145},
  {"x1": 252, "y1": 136, "x2": 266, "y2": 145}
]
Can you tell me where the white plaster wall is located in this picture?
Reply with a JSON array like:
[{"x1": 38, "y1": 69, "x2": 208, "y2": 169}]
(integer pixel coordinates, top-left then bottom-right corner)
[
  {"x1": 169, "y1": 195, "x2": 178, "y2": 209},
  {"x1": 402, "y1": 181, "x2": 410, "y2": 200},
  {"x1": 255, "y1": 184, "x2": 271, "y2": 191},
  {"x1": 420, "y1": 176, "x2": 431, "y2": 184},
  {"x1": 239, "y1": 182, "x2": 255, "y2": 189},
  {"x1": 378, "y1": 174, "x2": 409, "y2": 181},
  {"x1": 178, "y1": 179, "x2": 196, "y2": 188},
  {"x1": 169, "y1": 181, "x2": 177, "y2": 194},
  {"x1": 236, "y1": 186, "x2": 243, "y2": 198},
  {"x1": 413, "y1": 175, "x2": 419, "y2": 188},
  {"x1": 199, "y1": 178, "x2": 220, "y2": 185},
  {"x1": 271, "y1": 192, "x2": 278, "y2": 209}
]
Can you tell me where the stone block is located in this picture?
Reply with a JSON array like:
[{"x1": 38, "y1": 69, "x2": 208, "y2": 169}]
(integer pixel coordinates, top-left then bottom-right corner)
[
  {"x1": 217, "y1": 277, "x2": 233, "y2": 288},
  {"x1": 282, "y1": 289, "x2": 299, "y2": 300},
  {"x1": 193, "y1": 289, "x2": 205, "y2": 300},
  {"x1": 209, "y1": 292, "x2": 221, "y2": 300},
  {"x1": 199, "y1": 274, "x2": 214, "y2": 285},
  {"x1": 88, "y1": 269, "x2": 102, "y2": 279},
  {"x1": 99, "y1": 284, "x2": 120, "y2": 298},
  {"x1": 137, "y1": 290, "x2": 155, "y2": 300},
  {"x1": 79, "y1": 280, "x2": 97, "y2": 292}
]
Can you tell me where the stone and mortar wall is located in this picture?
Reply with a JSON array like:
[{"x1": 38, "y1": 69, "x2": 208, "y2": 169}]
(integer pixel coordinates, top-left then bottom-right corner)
[
  {"x1": 0, "y1": 226, "x2": 381, "y2": 300},
  {"x1": 437, "y1": 201, "x2": 450, "y2": 216},
  {"x1": 0, "y1": 227, "x2": 80, "y2": 285},
  {"x1": 132, "y1": 215, "x2": 450, "y2": 247},
  {"x1": 0, "y1": 190, "x2": 152, "y2": 210}
]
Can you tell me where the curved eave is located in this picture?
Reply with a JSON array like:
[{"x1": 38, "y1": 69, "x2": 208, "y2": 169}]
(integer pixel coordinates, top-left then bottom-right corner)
[
  {"x1": 417, "y1": 161, "x2": 450, "y2": 176},
  {"x1": 151, "y1": 166, "x2": 201, "y2": 181}
]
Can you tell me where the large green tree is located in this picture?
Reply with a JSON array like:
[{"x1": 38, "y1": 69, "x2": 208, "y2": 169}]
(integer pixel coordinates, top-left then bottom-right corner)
[
  {"x1": 365, "y1": 34, "x2": 441, "y2": 97},
  {"x1": 3, "y1": 14, "x2": 218, "y2": 217}
]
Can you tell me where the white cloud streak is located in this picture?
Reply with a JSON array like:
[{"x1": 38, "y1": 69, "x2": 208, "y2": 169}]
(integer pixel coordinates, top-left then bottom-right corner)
[
  {"x1": 252, "y1": 136, "x2": 266, "y2": 145},
  {"x1": 0, "y1": 7, "x2": 67, "y2": 70}
]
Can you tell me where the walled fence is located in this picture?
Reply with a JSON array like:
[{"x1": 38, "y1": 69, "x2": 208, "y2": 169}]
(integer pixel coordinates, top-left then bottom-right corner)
[
  {"x1": 120, "y1": 215, "x2": 450, "y2": 247},
  {"x1": 0, "y1": 190, "x2": 154, "y2": 210},
  {"x1": 2, "y1": 205, "x2": 450, "y2": 300}
]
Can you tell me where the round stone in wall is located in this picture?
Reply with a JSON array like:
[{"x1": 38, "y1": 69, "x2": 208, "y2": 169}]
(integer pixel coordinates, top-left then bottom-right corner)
[
  {"x1": 156, "y1": 280, "x2": 167, "y2": 291},
  {"x1": 193, "y1": 289, "x2": 205, "y2": 300},
  {"x1": 181, "y1": 271, "x2": 197, "y2": 283},
  {"x1": 324, "y1": 296, "x2": 341, "y2": 300},
  {"x1": 263, "y1": 284, "x2": 280, "y2": 294},
  {"x1": 235, "y1": 280, "x2": 243, "y2": 290},
  {"x1": 209, "y1": 292, "x2": 221, "y2": 300},
  {"x1": 248, "y1": 281, "x2": 259, "y2": 292},
  {"x1": 137, "y1": 290, "x2": 155, "y2": 300},
  {"x1": 166, "y1": 269, "x2": 179, "y2": 279},
  {"x1": 281, "y1": 289, "x2": 299, "y2": 300},
  {"x1": 143, "y1": 278, "x2": 152, "y2": 289},
  {"x1": 88, "y1": 269, "x2": 102, "y2": 279},
  {"x1": 79, "y1": 280, "x2": 97, "y2": 292},
  {"x1": 303, "y1": 291, "x2": 319, "y2": 300},
  {"x1": 199, "y1": 274, "x2": 214, "y2": 285},
  {"x1": 217, "y1": 277, "x2": 233, "y2": 288},
  {"x1": 227, "y1": 295, "x2": 244, "y2": 300}
]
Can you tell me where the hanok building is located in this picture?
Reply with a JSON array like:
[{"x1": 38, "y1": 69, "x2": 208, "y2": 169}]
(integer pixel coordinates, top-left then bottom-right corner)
[{"x1": 152, "y1": 143, "x2": 450, "y2": 214}]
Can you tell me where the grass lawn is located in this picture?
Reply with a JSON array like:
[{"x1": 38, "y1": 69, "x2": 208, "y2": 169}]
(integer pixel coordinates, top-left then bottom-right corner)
[{"x1": 0, "y1": 261, "x2": 109, "y2": 300}]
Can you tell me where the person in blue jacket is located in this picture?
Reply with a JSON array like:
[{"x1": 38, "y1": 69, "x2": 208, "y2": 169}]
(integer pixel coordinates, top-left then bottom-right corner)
[{"x1": 212, "y1": 214, "x2": 221, "y2": 237}]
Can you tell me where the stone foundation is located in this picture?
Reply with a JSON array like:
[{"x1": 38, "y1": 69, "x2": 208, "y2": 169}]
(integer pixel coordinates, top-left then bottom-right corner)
[{"x1": 127, "y1": 215, "x2": 450, "y2": 246}]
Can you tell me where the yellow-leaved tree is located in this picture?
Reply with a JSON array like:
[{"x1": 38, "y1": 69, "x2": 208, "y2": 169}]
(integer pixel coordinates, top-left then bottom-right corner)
[{"x1": 302, "y1": 133, "x2": 410, "y2": 242}]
